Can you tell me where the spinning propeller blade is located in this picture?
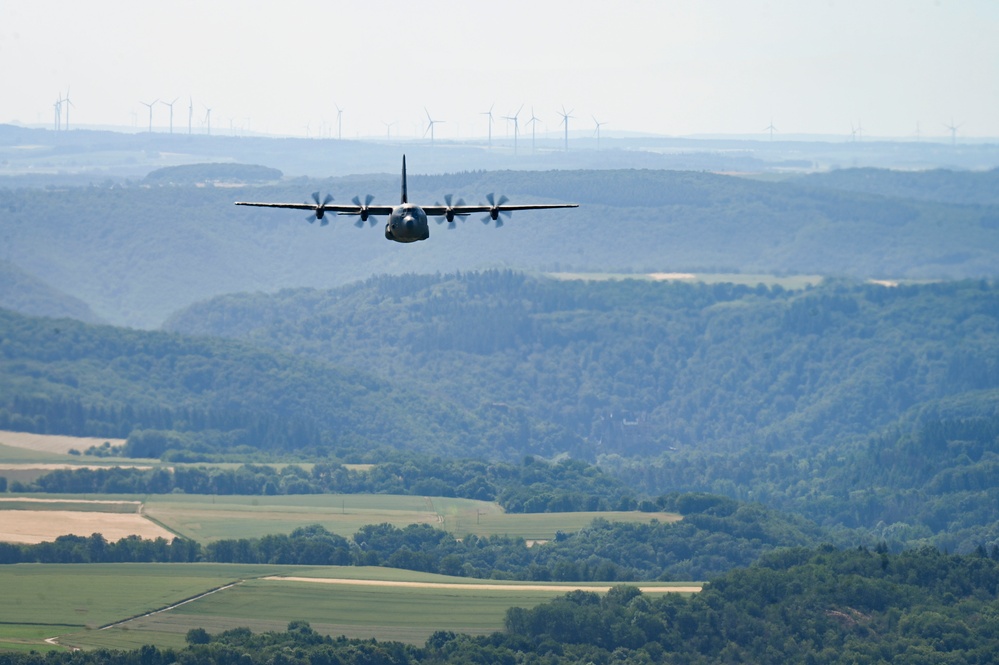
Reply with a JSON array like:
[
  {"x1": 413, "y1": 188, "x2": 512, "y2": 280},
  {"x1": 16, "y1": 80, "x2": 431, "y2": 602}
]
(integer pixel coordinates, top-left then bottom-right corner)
[
  {"x1": 350, "y1": 194, "x2": 377, "y2": 226},
  {"x1": 435, "y1": 193, "x2": 468, "y2": 224},
  {"x1": 307, "y1": 192, "x2": 334, "y2": 225},
  {"x1": 481, "y1": 192, "x2": 511, "y2": 226}
]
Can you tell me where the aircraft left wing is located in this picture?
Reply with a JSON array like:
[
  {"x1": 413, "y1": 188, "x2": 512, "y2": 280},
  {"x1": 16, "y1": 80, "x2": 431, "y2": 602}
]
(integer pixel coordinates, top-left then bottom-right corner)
[{"x1": 234, "y1": 201, "x2": 395, "y2": 215}]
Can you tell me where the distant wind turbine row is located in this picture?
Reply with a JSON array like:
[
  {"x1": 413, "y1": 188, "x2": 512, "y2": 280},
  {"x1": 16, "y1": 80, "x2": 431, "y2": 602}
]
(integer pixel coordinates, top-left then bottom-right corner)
[
  {"x1": 43, "y1": 91, "x2": 969, "y2": 146},
  {"x1": 129, "y1": 95, "x2": 228, "y2": 136}
]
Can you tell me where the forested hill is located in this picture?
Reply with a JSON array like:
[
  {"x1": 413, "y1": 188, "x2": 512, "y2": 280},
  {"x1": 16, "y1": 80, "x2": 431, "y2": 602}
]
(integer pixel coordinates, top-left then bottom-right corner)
[
  {"x1": 166, "y1": 272, "x2": 999, "y2": 458},
  {"x1": 3, "y1": 166, "x2": 998, "y2": 328},
  {"x1": 0, "y1": 259, "x2": 102, "y2": 323},
  {"x1": 0, "y1": 307, "x2": 521, "y2": 458},
  {"x1": 797, "y1": 166, "x2": 999, "y2": 205},
  {"x1": 166, "y1": 273, "x2": 999, "y2": 550}
]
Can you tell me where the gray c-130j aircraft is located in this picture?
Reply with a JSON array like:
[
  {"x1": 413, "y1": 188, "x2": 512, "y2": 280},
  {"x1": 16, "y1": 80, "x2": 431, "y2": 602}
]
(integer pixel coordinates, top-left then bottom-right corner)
[{"x1": 235, "y1": 155, "x2": 578, "y2": 243}]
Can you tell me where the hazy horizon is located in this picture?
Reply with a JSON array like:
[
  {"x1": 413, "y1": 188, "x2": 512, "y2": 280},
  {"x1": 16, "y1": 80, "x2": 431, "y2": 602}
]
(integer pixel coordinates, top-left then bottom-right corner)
[{"x1": 3, "y1": 0, "x2": 998, "y2": 141}]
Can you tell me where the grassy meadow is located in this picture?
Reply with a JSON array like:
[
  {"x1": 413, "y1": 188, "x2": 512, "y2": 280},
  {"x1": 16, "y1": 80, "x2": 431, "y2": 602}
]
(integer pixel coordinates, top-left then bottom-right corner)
[
  {"x1": 0, "y1": 563, "x2": 289, "y2": 651},
  {"x1": 1, "y1": 564, "x2": 698, "y2": 651}
]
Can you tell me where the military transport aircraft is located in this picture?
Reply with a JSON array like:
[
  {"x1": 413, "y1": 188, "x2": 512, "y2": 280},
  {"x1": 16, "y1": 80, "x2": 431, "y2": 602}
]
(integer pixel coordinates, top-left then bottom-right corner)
[{"x1": 235, "y1": 155, "x2": 578, "y2": 243}]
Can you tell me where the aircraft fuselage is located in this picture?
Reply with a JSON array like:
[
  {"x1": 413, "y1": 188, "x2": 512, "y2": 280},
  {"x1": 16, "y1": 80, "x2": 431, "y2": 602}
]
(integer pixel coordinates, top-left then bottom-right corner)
[{"x1": 385, "y1": 204, "x2": 430, "y2": 243}]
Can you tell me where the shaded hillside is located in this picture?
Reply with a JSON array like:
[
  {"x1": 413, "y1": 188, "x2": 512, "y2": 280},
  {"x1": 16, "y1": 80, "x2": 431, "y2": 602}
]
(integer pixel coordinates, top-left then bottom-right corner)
[
  {"x1": 0, "y1": 307, "x2": 520, "y2": 458},
  {"x1": 798, "y1": 166, "x2": 999, "y2": 205},
  {"x1": 165, "y1": 273, "x2": 999, "y2": 550},
  {"x1": 166, "y1": 273, "x2": 999, "y2": 456},
  {"x1": 144, "y1": 163, "x2": 282, "y2": 185},
  {"x1": 3, "y1": 167, "x2": 998, "y2": 327},
  {"x1": 0, "y1": 259, "x2": 102, "y2": 323}
]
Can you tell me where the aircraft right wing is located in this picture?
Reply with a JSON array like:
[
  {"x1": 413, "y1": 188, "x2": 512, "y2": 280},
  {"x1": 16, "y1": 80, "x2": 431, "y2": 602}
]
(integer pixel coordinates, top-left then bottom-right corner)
[{"x1": 422, "y1": 203, "x2": 579, "y2": 216}]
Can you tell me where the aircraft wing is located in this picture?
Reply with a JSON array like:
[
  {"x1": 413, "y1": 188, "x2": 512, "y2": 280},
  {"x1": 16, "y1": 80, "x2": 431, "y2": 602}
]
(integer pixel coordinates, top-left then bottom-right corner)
[
  {"x1": 234, "y1": 201, "x2": 395, "y2": 215},
  {"x1": 422, "y1": 203, "x2": 579, "y2": 216},
  {"x1": 236, "y1": 201, "x2": 382, "y2": 215}
]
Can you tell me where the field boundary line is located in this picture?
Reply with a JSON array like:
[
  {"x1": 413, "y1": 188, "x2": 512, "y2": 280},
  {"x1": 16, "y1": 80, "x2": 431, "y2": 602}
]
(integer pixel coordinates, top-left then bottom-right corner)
[
  {"x1": 264, "y1": 576, "x2": 702, "y2": 594},
  {"x1": 139, "y1": 504, "x2": 188, "y2": 540},
  {"x1": 99, "y1": 580, "x2": 245, "y2": 630}
]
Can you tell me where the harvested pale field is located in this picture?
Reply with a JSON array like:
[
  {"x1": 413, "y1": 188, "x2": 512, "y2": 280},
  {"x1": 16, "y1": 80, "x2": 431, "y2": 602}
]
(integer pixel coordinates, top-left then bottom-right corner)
[
  {"x1": 0, "y1": 430, "x2": 126, "y2": 455},
  {"x1": 0, "y1": 464, "x2": 153, "y2": 471},
  {"x1": 0, "y1": 509, "x2": 175, "y2": 544},
  {"x1": 265, "y1": 576, "x2": 702, "y2": 594}
]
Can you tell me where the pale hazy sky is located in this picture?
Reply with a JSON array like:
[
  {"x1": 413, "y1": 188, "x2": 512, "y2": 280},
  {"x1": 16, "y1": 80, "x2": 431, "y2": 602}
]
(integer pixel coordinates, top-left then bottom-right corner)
[{"x1": 3, "y1": 0, "x2": 997, "y2": 140}]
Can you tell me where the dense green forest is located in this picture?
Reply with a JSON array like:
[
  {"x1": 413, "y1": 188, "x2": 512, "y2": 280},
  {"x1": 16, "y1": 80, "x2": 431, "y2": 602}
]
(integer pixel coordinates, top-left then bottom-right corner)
[
  {"x1": 0, "y1": 493, "x2": 825, "y2": 581},
  {"x1": 4, "y1": 547, "x2": 999, "y2": 663},
  {"x1": 165, "y1": 273, "x2": 999, "y2": 552},
  {"x1": 797, "y1": 166, "x2": 999, "y2": 205},
  {"x1": 3, "y1": 166, "x2": 997, "y2": 327},
  {"x1": 165, "y1": 273, "x2": 999, "y2": 456},
  {"x1": 4, "y1": 273, "x2": 999, "y2": 551},
  {"x1": 0, "y1": 306, "x2": 531, "y2": 459},
  {"x1": 164, "y1": 274, "x2": 999, "y2": 551}
]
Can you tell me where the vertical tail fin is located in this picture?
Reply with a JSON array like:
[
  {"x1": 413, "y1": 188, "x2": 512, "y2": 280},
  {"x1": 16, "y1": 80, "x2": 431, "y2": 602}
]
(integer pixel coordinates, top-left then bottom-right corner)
[{"x1": 401, "y1": 154, "x2": 408, "y2": 204}]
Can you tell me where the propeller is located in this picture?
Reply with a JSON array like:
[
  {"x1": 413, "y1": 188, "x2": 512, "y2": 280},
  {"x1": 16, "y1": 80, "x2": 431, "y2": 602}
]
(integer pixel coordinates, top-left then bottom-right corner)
[
  {"x1": 435, "y1": 193, "x2": 468, "y2": 224},
  {"x1": 351, "y1": 194, "x2": 377, "y2": 227},
  {"x1": 307, "y1": 191, "x2": 334, "y2": 225},
  {"x1": 481, "y1": 192, "x2": 510, "y2": 227}
]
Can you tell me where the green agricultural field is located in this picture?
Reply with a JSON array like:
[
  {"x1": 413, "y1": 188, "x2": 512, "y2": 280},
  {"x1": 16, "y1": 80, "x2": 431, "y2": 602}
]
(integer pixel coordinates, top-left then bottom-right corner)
[
  {"x1": 0, "y1": 498, "x2": 141, "y2": 513},
  {"x1": 49, "y1": 565, "x2": 699, "y2": 650},
  {"x1": 0, "y1": 563, "x2": 292, "y2": 652},
  {"x1": 142, "y1": 494, "x2": 679, "y2": 542},
  {"x1": 0, "y1": 443, "x2": 74, "y2": 464},
  {"x1": 142, "y1": 493, "x2": 449, "y2": 541},
  {"x1": 3, "y1": 492, "x2": 680, "y2": 544}
]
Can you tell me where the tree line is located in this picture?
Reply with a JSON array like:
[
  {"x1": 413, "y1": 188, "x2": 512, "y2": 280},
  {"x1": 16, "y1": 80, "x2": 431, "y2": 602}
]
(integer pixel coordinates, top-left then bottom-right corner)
[
  {"x1": 5, "y1": 546, "x2": 999, "y2": 664},
  {"x1": 14, "y1": 454, "x2": 636, "y2": 514},
  {"x1": 0, "y1": 494, "x2": 832, "y2": 582}
]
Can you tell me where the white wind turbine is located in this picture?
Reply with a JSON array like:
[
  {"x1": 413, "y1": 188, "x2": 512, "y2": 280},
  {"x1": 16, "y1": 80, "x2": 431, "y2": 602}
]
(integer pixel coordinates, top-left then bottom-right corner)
[
  {"x1": 161, "y1": 98, "x2": 179, "y2": 134},
  {"x1": 62, "y1": 88, "x2": 74, "y2": 131},
  {"x1": 764, "y1": 119, "x2": 777, "y2": 141},
  {"x1": 53, "y1": 96, "x2": 63, "y2": 131},
  {"x1": 503, "y1": 105, "x2": 523, "y2": 154},
  {"x1": 943, "y1": 118, "x2": 963, "y2": 146},
  {"x1": 481, "y1": 104, "x2": 495, "y2": 148},
  {"x1": 140, "y1": 99, "x2": 158, "y2": 132},
  {"x1": 558, "y1": 105, "x2": 574, "y2": 151},
  {"x1": 592, "y1": 115, "x2": 607, "y2": 149},
  {"x1": 424, "y1": 107, "x2": 444, "y2": 145},
  {"x1": 526, "y1": 108, "x2": 541, "y2": 153}
]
